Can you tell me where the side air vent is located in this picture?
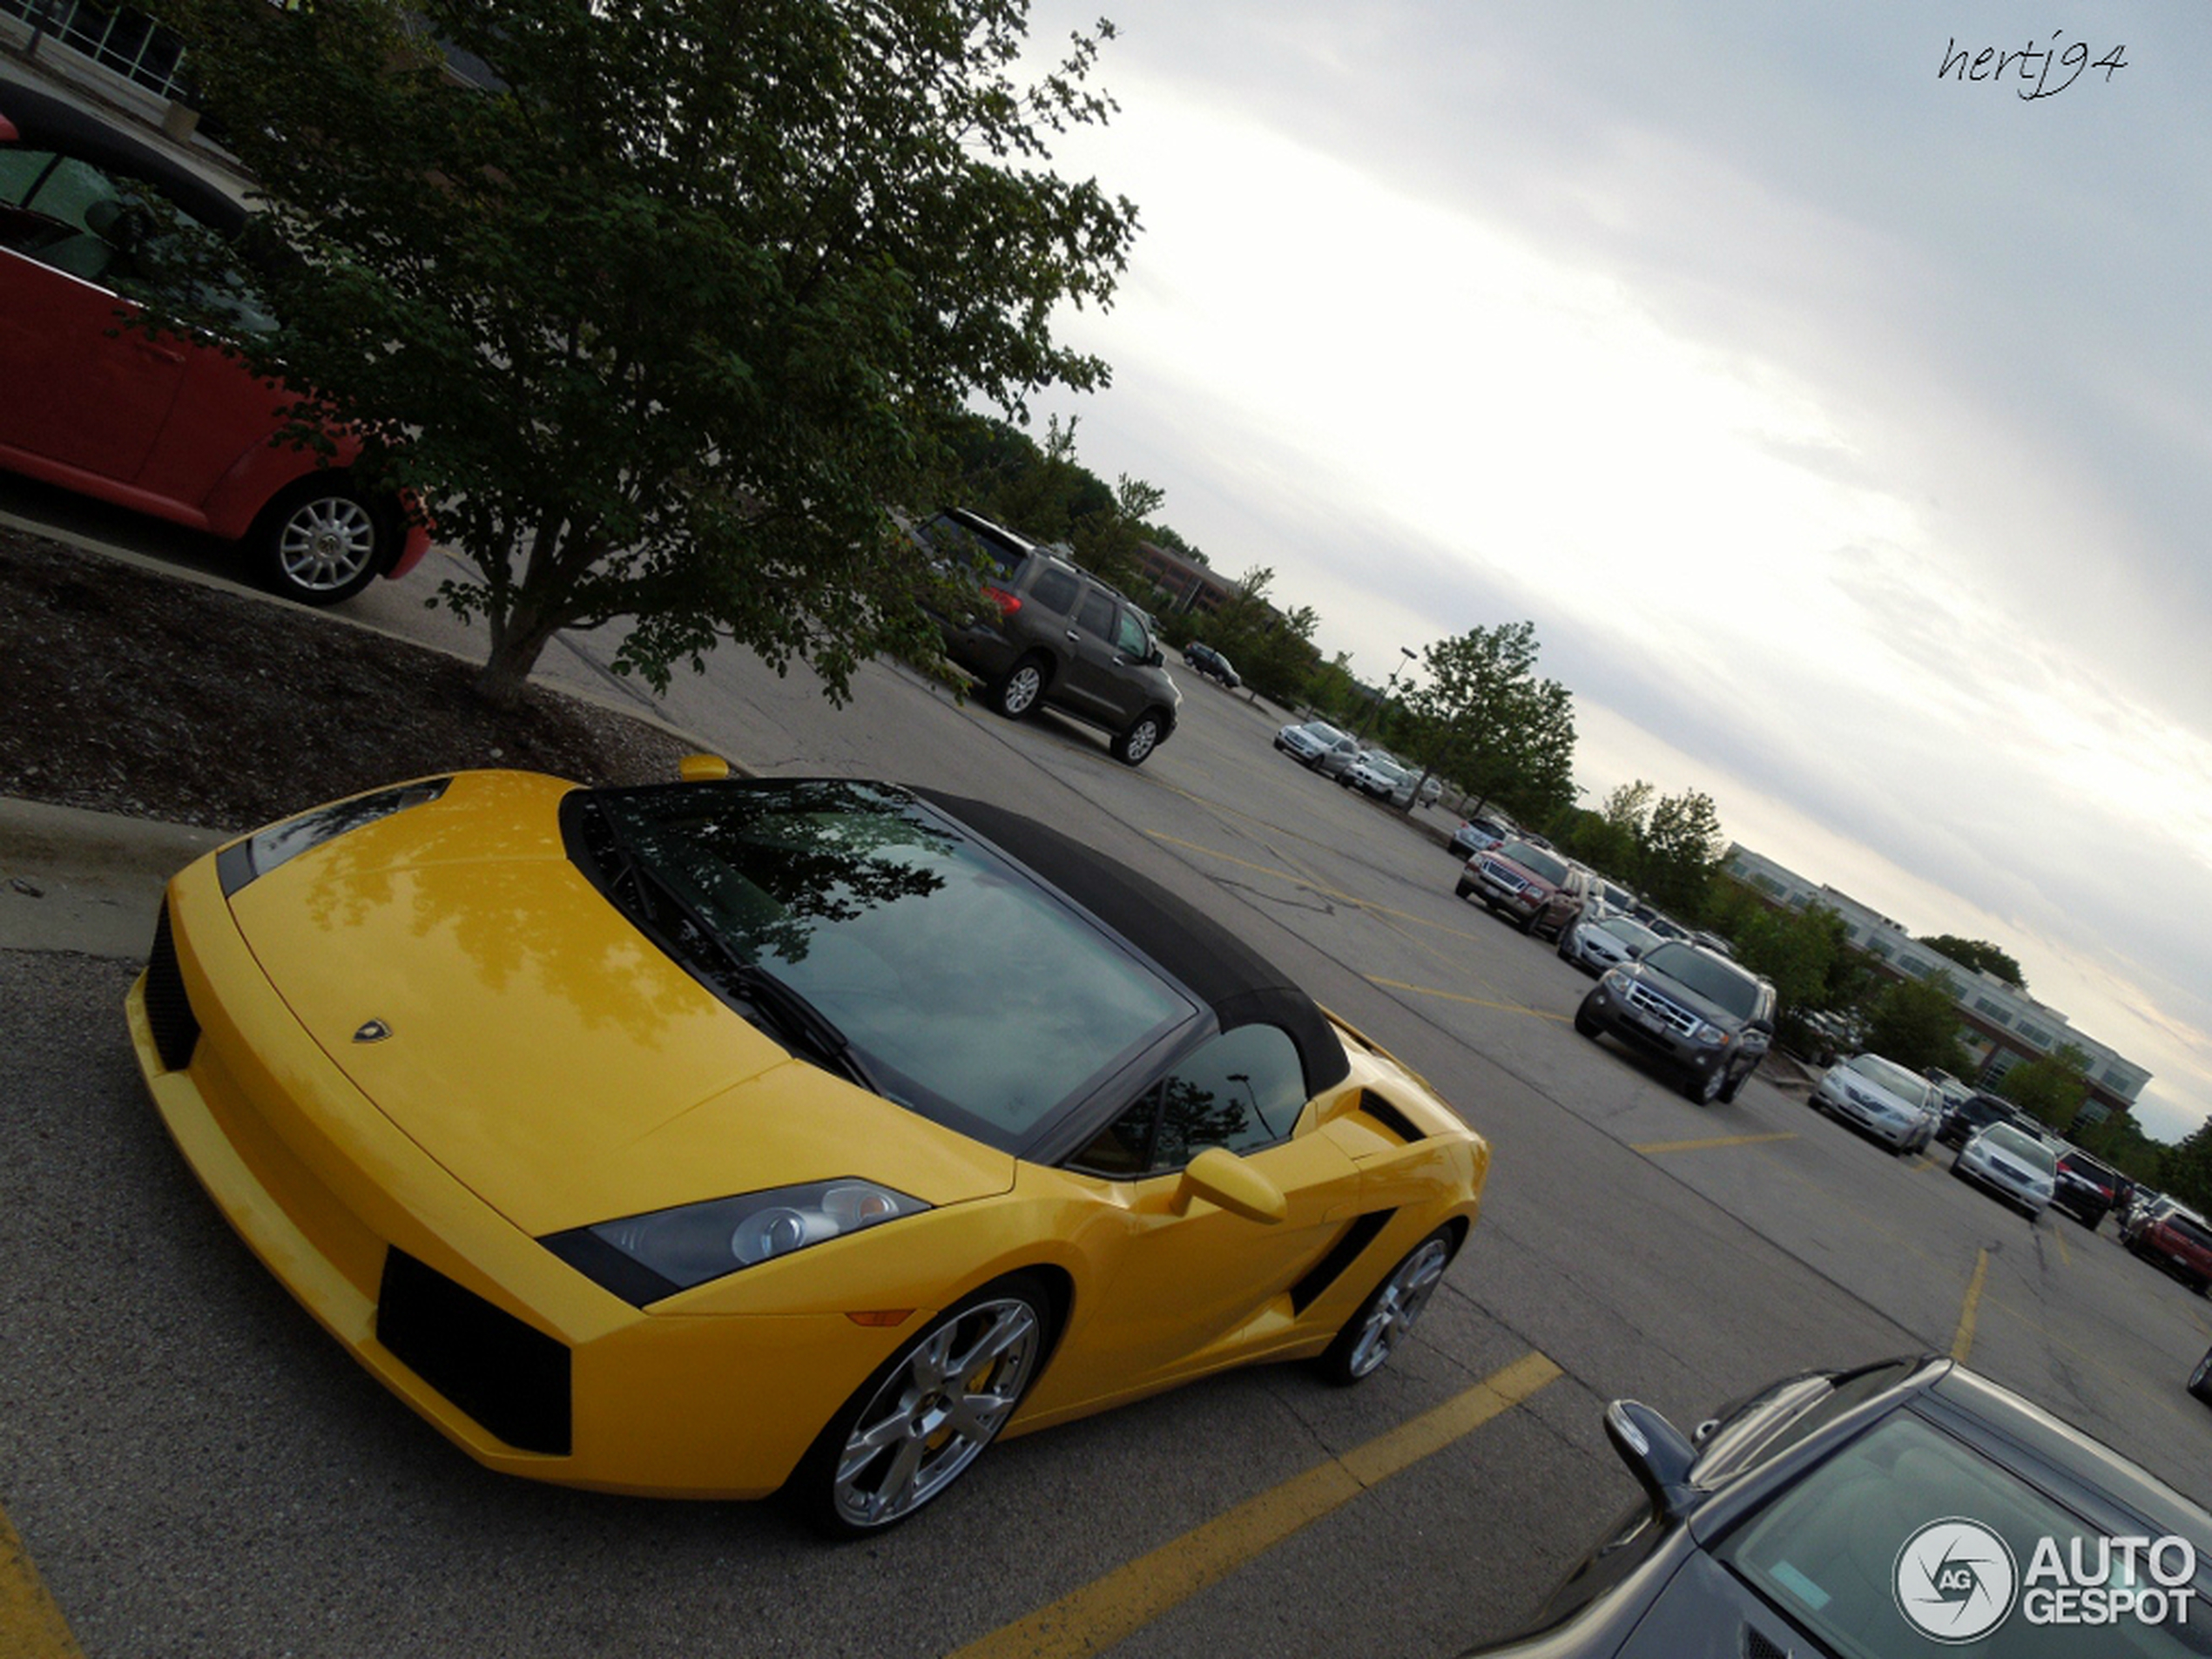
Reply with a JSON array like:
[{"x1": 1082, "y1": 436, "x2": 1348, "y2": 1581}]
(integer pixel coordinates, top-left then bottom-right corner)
[
  {"x1": 1290, "y1": 1211, "x2": 1395, "y2": 1313},
  {"x1": 144, "y1": 901, "x2": 200, "y2": 1071},
  {"x1": 1743, "y1": 1625, "x2": 1791, "y2": 1659},
  {"x1": 1358, "y1": 1089, "x2": 1426, "y2": 1143}
]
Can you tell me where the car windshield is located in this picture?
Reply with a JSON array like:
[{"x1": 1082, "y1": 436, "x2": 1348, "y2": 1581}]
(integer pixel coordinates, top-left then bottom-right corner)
[
  {"x1": 1641, "y1": 942, "x2": 1762, "y2": 1018},
  {"x1": 1851, "y1": 1055, "x2": 1933, "y2": 1108},
  {"x1": 1302, "y1": 722, "x2": 1350, "y2": 745},
  {"x1": 575, "y1": 781, "x2": 1197, "y2": 1151},
  {"x1": 1981, "y1": 1124, "x2": 2056, "y2": 1173},
  {"x1": 1716, "y1": 1410, "x2": 2210, "y2": 1658},
  {"x1": 1499, "y1": 840, "x2": 1569, "y2": 884},
  {"x1": 1595, "y1": 916, "x2": 1660, "y2": 951}
]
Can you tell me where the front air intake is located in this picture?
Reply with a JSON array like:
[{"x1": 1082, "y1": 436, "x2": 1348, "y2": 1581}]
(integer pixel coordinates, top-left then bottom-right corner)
[
  {"x1": 144, "y1": 901, "x2": 199, "y2": 1071},
  {"x1": 377, "y1": 1250, "x2": 572, "y2": 1455}
]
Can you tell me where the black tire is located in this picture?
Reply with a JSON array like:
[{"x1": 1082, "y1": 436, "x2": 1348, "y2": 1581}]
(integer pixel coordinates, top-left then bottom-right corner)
[
  {"x1": 1573, "y1": 996, "x2": 1603, "y2": 1039},
  {"x1": 1111, "y1": 708, "x2": 1168, "y2": 765},
  {"x1": 2188, "y1": 1350, "x2": 2212, "y2": 1404},
  {"x1": 787, "y1": 1271, "x2": 1051, "y2": 1537},
  {"x1": 1716, "y1": 1059, "x2": 1754, "y2": 1103},
  {"x1": 1453, "y1": 877, "x2": 1474, "y2": 900},
  {"x1": 1317, "y1": 1226, "x2": 1457, "y2": 1386},
  {"x1": 1681, "y1": 1063, "x2": 1724, "y2": 1106},
  {"x1": 248, "y1": 475, "x2": 395, "y2": 605},
  {"x1": 988, "y1": 654, "x2": 1052, "y2": 719}
]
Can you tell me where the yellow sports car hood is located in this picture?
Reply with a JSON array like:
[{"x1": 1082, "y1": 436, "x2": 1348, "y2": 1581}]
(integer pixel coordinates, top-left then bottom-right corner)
[{"x1": 225, "y1": 772, "x2": 1015, "y2": 1234}]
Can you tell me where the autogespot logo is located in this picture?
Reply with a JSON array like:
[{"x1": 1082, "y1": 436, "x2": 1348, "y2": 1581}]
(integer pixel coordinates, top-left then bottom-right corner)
[{"x1": 1894, "y1": 1518, "x2": 2020, "y2": 1643}]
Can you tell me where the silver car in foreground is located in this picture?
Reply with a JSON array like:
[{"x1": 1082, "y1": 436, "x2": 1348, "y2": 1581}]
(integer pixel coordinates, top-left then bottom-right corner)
[
  {"x1": 1811, "y1": 1052, "x2": 1938, "y2": 1155},
  {"x1": 1952, "y1": 1122, "x2": 2058, "y2": 1219},
  {"x1": 1274, "y1": 719, "x2": 1359, "y2": 772}
]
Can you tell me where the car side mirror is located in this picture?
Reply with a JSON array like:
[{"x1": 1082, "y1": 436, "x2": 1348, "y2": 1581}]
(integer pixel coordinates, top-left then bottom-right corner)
[
  {"x1": 1149, "y1": 647, "x2": 1164, "y2": 667},
  {"x1": 1748, "y1": 1018, "x2": 1774, "y2": 1035},
  {"x1": 1174, "y1": 1146, "x2": 1288, "y2": 1224},
  {"x1": 1604, "y1": 1399, "x2": 1701, "y2": 1521}
]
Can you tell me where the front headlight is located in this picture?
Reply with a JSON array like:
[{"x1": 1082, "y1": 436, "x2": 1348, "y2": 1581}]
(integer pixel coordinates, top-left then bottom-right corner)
[
  {"x1": 543, "y1": 1178, "x2": 930, "y2": 1305},
  {"x1": 217, "y1": 779, "x2": 450, "y2": 895},
  {"x1": 1601, "y1": 968, "x2": 1633, "y2": 994},
  {"x1": 1695, "y1": 1022, "x2": 1730, "y2": 1047}
]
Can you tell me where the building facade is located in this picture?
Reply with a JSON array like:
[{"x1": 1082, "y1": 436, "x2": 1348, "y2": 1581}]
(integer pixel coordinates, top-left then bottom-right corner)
[{"x1": 1723, "y1": 844, "x2": 2151, "y2": 1121}]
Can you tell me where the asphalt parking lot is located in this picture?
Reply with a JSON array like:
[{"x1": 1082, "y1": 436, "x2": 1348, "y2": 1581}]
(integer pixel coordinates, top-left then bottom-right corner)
[{"x1": 7, "y1": 510, "x2": 2212, "y2": 1658}]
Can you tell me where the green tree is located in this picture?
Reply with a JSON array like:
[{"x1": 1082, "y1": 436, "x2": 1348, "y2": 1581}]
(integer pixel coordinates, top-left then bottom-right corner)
[
  {"x1": 155, "y1": 0, "x2": 1141, "y2": 706},
  {"x1": 1862, "y1": 972, "x2": 1971, "y2": 1076},
  {"x1": 1997, "y1": 1043, "x2": 2092, "y2": 1134},
  {"x1": 1639, "y1": 790, "x2": 1725, "y2": 918},
  {"x1": 1918, "y1": 934, "x2": 2026, "y2": 990},
  {"x1": 1399, "y1": 622, "x2": 1576, "y2": 826}
]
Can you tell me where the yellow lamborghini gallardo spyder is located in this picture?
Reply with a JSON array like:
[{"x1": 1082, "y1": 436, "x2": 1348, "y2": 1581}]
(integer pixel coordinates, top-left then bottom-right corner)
[{"x1": 127, "y1": 766, "x2": 1489, "y2": 1533}]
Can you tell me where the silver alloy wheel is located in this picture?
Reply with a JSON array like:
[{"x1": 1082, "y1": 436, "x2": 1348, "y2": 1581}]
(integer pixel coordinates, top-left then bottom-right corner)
[
  {"x1": 1344, "y1": 1237, "x2": 1450, "y2": 1380},
  {"x1": 2194, "y1": 1354, "x2": 2212, "y2": 1398},
  {"x1": 274, "y1": 495, "x2": 380, "y2": 593},
  {"x1": 1121, "y1": 716, "x2": 1159, "y2": 764},
  {"x1": 1000, "y1": 664, "x2": 1044, "y2": 716},
  {"x1": 830, "y1": 1293, "x2": 1042, "y2": 1529},
  {"x1": 1698, "y1": 1064, "x2": 1725, "y2": 1104}
]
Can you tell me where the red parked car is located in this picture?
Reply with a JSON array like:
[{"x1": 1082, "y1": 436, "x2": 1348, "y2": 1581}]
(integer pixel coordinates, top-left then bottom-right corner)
[
  {"x1": 2128, "y1": 1204, "x2": 2212, "y2": 1294},
  {"x1": 0, "y1": 84, "x2": 428, "y2": 604}
]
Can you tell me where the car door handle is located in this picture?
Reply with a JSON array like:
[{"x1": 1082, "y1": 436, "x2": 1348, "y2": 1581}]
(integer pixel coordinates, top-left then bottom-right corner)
[{"x1": 1065, "y1": 629, "x2": 1081, "y2": 641}]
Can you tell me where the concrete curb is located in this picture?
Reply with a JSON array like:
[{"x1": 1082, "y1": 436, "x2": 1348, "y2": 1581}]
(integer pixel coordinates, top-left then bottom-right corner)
[{"x1": 0, "y1": 796, "x2": 224, "y2": 961}]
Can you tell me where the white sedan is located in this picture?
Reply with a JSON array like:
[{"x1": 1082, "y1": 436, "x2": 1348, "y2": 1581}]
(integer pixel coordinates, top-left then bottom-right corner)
[
  {"x1": 1811, "y1": 1052, "x2": 1939, "y2": 1155},
  {"x1": 1557, "y1": 912, "x2": 1662, "y2": 975},
  {"x1": 1952, "y1": 1122, "x2": 2058, "y2": 1219}
]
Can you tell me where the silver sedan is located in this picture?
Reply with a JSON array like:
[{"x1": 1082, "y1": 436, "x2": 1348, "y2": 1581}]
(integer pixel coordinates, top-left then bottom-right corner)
[{"x1": 1556, "y1": 911, "x2": 1661, "y2": 976}]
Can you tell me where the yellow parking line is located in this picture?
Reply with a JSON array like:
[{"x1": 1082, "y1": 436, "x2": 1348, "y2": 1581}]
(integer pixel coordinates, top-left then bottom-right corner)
[
  {"x1": 1631, "y1": 1132, "x2": 1798, "y2": 1155},
  {"x1": 2052, "y1": 1224, "x2": 2072, "y2": 1269},
  {"x1": 1952, "y1": 1248, "x2": 1991, "y2": 1362},
  {"x1": 1365, "y1": 976, "x2": 1566, "y2": 1022},
  {"x1": 948, "y1": 1350, "x2": 1562, "y2": 1659},
  {"x1": 0, "y1": 1502, "x2": 83, "y2": 1659}
]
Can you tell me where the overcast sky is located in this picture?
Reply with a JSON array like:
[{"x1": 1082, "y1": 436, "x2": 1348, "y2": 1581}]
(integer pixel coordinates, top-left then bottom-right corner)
[{"x1": 1013, "y1": 0, "x2": 2212, "y2": 1142}]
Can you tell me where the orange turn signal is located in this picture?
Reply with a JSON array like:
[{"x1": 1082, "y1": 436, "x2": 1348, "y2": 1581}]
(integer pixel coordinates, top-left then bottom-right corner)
[{"x1": 845, "y1": 1310, "x2": 915, "y2": 1328}]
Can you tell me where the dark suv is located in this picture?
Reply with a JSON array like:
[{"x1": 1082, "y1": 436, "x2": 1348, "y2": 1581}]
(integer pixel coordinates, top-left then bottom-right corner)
[
  {"x1": 1182, "y1": 642, "x2": 1240, "y2": 689},
  {"x1": 925, "y1": 509, "x2": 1182, "y2": 765},
  {"x1": 1934, "y1": 1090, "x2": 2023, "y2": 1151},
  {"x1": 2052, "y1": 1150, "x2": 2126, "y2": 1230},
  {"x1": 1574, "y1": 940, "x2": 1777, "y2": 1104}
]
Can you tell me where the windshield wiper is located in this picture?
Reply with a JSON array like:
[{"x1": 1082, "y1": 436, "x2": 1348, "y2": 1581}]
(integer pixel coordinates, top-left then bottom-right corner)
[{"x1": 583, "y1": 805, "x2": 880, "y2": 1093}]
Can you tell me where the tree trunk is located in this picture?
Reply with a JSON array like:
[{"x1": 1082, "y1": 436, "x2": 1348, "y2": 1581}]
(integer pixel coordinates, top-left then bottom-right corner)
[{"x1": 472, "y1": 604, "x2": 563, "y2": 711}]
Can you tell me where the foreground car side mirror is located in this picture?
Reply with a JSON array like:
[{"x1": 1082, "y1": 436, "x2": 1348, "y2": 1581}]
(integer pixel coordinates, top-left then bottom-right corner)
[
  {"x1": 1175, "y1": 1146, "x2": 1288, "y2": 1224},
  {"x1": 679, "y1": 753, "x2": 732, "y2": 781},
  {"x1": 1604, "y1": 1399, "x2": 1702, "y2": 1521}
]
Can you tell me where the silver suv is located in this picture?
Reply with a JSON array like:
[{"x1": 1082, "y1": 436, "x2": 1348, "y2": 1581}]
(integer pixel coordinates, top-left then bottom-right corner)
[{"x1": 927, "y1": 509, "x2": 1182, "y2": 766}]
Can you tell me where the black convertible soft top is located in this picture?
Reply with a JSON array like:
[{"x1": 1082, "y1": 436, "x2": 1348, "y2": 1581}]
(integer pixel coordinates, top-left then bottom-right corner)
[{"x1": 918, "y1": 790, "x2": 1351, "y2": 1101}]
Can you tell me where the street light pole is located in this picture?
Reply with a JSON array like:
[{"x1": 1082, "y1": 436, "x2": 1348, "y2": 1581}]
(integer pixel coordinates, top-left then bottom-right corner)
[{"x1": 1358, "y1": 645, "x2": 1417, "y2": 739}]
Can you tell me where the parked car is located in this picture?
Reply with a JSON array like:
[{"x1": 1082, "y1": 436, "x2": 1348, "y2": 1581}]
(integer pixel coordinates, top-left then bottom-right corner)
[
  {"x1": 2051, "y1": 1149, "x2": 2125, "y2": 1229},
  {"x1": 2128, "y1": 1204, "x2": 2212, "y2": 1293},
  {"x1": 1466, "y1": 1354, "x2": 2212, "y2": 1659},
  {"x1": 932, "y1": 516, "x2": 1181, "y2": 765},
  {"x1": 1573, "y1": 941, "x2": 1777, "y2": 1104},
  {"x1": 1810, "y1": 1052, "x2": 1939, "y2": 1157},
  {"x1": 1535, "y1": 864, "x2": 1608, "y2": 941},
  {"x1": 1275, "y1": 718, "x2": 1360, "y2": 773},
  {"x1": 1456, "y1": 838, "x2": 1575, "y2": 934},
  {"x1": 1950, "y1": 1122, "x2": 2057, "y2": 1220},
  {"x1": 1181, "y1": 641, "x2": 1240, "y2": 689},
  {"x1": 2190, "y1": 1345, "x2": 2212, "y2": 1406},
  {"x1": 1342, "y1": 750, "x2": 1418, "y2": 805},
  {"x1": 2122, "y1": 1187, "x2": 2178, "y2": 1239},
  {"x1": 1591, "y1": 878, "x2": 1636, "y2": 916},
  {"x1": 129, "y1": 768, "x2": 1490, "y2": 1530},
  {"x1": 1934, "y1": 1089, "x2": 2024, "y2": 1150},
  {"x1": 1557, "y1": 912, "x2": 1662, "y2": 976},
  {"x1": 1450, "y1": 816, "x2": 1509, "y2": 859},
  {"x1": 0, "y1": 84, "x2": 431, "y2": 604}
]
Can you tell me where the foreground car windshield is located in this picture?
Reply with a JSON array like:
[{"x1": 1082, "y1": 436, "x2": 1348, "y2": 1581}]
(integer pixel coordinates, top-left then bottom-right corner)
[
  {"x1": 1500, "y1": 840, "x2": 1569, "y2": 884},
  {"x1": 1641, "y1": 941, "x2": 1761, "y2": 1018},
  {"x1": 1851, "y1": 1054, "x2": 1932, "y2": 1106},
  {"x1": 1981, "y1": 1124, "x2": 2056, "y2": 1172},
  {"x1": 573, "y1": 781, "x2": 1197, "y2": 1150}
]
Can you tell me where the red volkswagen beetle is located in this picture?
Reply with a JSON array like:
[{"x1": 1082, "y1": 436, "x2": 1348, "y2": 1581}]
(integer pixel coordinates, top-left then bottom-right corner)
[{"x1": 0, "y1": 84, "x2": 428, "y2": 604}]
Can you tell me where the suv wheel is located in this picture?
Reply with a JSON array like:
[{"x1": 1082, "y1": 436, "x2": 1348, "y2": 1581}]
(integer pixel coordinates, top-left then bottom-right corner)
[
  {"x1": 1683, "y1": 1063, "x2": 1724, "y2": 1105},
  {"x1": 990, "y1": 655, "x2": 1050, "y2": 719},
  {"x1": 1111, "y1": 709, "x2": 1167, "y2": 766}
]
